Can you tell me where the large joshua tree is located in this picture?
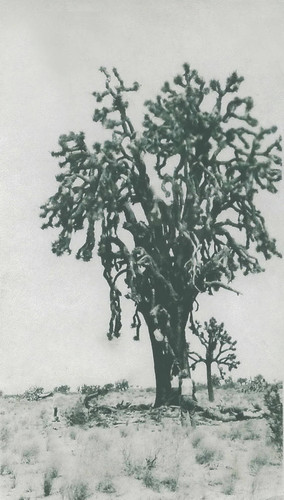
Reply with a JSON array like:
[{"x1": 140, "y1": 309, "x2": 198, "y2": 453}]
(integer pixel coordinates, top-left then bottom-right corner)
[{"x1": 40, "y1": 64, "x2": 281, "y2": 406}]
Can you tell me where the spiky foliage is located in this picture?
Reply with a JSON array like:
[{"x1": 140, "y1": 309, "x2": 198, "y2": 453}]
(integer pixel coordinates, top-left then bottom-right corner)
[
  {"x1": 189, "y1": 317, "x2": 240, "y2": 401},
  {"x1": 40, "y1": 64, "x2": 281, "y2": 404}
]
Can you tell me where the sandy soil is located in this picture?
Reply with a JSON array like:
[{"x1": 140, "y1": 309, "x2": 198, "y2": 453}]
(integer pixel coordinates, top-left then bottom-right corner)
[{"x1": 0, "y1": 386, "x2": 282, "y2": 499}]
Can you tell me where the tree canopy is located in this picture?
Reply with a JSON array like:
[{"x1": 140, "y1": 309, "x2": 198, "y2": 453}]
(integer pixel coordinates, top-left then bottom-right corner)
[{"x1": 40, "y1": 64, "x2": 281, "y2": 405}]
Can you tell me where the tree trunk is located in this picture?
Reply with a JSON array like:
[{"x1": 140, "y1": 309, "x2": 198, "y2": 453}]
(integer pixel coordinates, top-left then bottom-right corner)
[
  {"x1": 149, "y1": 333, "x2": 173, "y2": 407},
  {"x1": 140, "y1": 300, "x2": 192, "y2": 407},
  {"x1": 206, "y1": 362, "x2": 214, "y2": 402}
]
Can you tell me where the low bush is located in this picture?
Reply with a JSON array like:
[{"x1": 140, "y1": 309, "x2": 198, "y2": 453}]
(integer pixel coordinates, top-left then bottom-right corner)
[
  {"x1": 60, "y1": 479, "x2": 91, "y2": 500},
  {"x1": 222, "y1": 468, "x2": 239, "y2": 495},
  {"x1": 23, "y1": 386, "x2": 44, "y2": 401},
  {"x1": 0, "y1": 457, "x2": 14, "y2": 476},
  {"x1": 0, "y1": 424, "x2": 10, "y2": 448},
  {"x1": 249, "y1": 447, "x2": 269, "y2": 475},
  {"x1": 96, "y1": 475, "x2": 116, "y2": 494},
  {"x1": 264, "y1": 383, "x2": 283, "y2": 451},
  {"x1": 21, "y1": 443, "x2": 40, "y2": 464},
  {"x1": 43, "y1": 465, "x2": 59, "y2": 496},
  {"x1": 54, "y1": 385, "x2": 70, "y2": 394},
  {"x1": 212, "y1": 375, "x2": 221, "y2": 387},
  {"x1": 64, "y1": 401, "x2": 88, "y2": 426},
  {"x1": 195, "y1": 437, "x2": 224, "y2": 465},
  {"x1": 79, "y1": 384, "x2": 100, "y2": 396},
  {"x1": 114, "y1": 379, "x2": 129, "y2": 391},
  {"x1": 79, "y1": 380, "x2": 129, "y2": 397},
  {"x1": 161, "y1": 476, "x2": 179, "y2": 492},
  {"x1": 223, "y1": 376, "x2": 236, "y2": 389}
]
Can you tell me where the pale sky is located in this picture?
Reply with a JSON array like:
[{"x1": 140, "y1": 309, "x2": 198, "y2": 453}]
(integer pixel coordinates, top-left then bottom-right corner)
[{"x1": 0, "y1": 0, "x2": 283, "y2": 394}]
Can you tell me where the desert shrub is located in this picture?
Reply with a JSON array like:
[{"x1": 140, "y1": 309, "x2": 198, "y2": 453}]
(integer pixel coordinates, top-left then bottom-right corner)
[
  {"x1": 223, "y1": 376, "x2": 235, "y2": 389},
  {"x1": 0, "y1": 424, "x2": 10, "y2": 448},
  {"x1": 43, "y1": 465, "x2": 59, "y2": 496},
  {"x1": 0, "y1": 457, "x2": 13, "y2": 475},
  {"x1": 21, "y1": 443, "x2": 40, "y2": 464},
  {"x1": 54, "y1": 385, "x2": 70, "y2": 394},
  {"x1": 212, "y1": 374, "x2": 221, "y2": 387},
  {"x1": 195, "y1": 382, "x2": 207, "y2": 390},
  {"x1": 161, "y1": 477, "x2": 179, "y2": 492},
  {"x1": 242, "y1": 421, "x2": 261, "y2": 441},
  {"x1": 228, "y1": 425, "x2": 242, "y2": 441},
  {"x1": 0, "y1": 390, "x2": 3, "y2": 397},
  {"x1": 96, "y1": 475, "x2": 116, "y2": 494},
  {"x1": 60, "y1": 479, "x2": 91, "y2": 500},
  {"x1": 122, "y1": 450, "x2": 144, "y2": 478},
  {"x1": 117, "y1": 379, "x2": 128, "y2": 391},
  {"x1": 64, "y1": 401, "x2": 88, "y2": 426},
  {"x1": 114, "y1": 379, "x2": 129, "y2": 391},
  {"x1": 23, "y1": 386, "x2": 44, "y2": 401},
  {"x1": 142, "y1": 470, "x2": 160, "y2": 491},
  {"x1": 264, "y1": 383, "x2": 283, "y2": 450},
  {"x1": 243, "y1": 375, "x2": 268, "y2": 393},
  {"x1": 222, "y1": 468, "x2": 239, "y2": 495},
  {"x1": 191, "y1": 428, "x2": 206, "y2": 448},
  {"x1": 79, "y1": 384, "x2": 100, "y2": 396},
  {"x1": 43, "y1": 474, "x2": 53, "y2": 496},
  {"x1": 249, "y1": 447, "x2": 269, "y2": 475},
  {"x1": 195, "y1": 437, "x2": 224, "y2": 465}
]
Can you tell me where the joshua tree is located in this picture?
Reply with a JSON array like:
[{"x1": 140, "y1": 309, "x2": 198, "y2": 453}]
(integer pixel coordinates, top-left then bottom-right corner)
[
  {"x1": 40, "y1": 64, "x2": 281, "y2": 406},
  {"x1": 188, "y1": 317, "x2": 240, "y2": 401}
]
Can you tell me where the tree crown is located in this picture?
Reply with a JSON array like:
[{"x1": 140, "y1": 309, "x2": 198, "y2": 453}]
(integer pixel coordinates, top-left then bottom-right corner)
[{"x1": 40, "y1": 64, "x2": 282, "y2": 340}]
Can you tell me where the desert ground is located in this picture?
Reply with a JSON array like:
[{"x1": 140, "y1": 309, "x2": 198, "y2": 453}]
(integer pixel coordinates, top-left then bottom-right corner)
[{"x1": 0, "y1": 384, "x2": 282, "y2": 500}]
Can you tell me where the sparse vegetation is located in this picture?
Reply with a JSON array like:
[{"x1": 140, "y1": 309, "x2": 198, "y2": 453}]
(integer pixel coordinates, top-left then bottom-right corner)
[
  {"x1": 96, "y1": 475, "x2": 116, "y2": 494},
  {"x1": 0, "y1": 384, "x2": 282, "y2": 499},
  {"x1": 264, "y1": 383, "x2": 283, "y2": 451},
  {"x1": 21, "y1": 442, "x2": 40, "y2": 464},
  {"x1": 64, "y1": 400, "x2": 88, "y2": 426},
  {"x1": 0, "y1": 424, "x2": 10, "y2": 448},
  {"x1": 249, "y1": 446, "x2": 270, "y2": 475},
  {"x1": 195, "y1": 436, "x2": 224, "y2": 465},
  {"x1": 61, "y1": 479, "x2": 91, "y2": 500},
  {"x1": 54, "y1": 385, "x2": 70, "y2": 394},
  {"x1": 43, "y1": 465, "x2": 59, "y2": 496},
  {"x1": 23, "y1": 386, "x2": 44, "y2": 401},
  {"x1": 0, "y1": 456, "x2": 14, "y2": 476},
  {"x1": 222, "y1": 467, "x2": 239, "y2": 495}
]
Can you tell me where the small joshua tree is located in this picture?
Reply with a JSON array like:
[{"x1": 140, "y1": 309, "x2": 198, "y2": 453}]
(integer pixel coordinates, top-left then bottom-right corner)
[{"x1": 188, "y1": 317, "x2": 240, "y2": 401}]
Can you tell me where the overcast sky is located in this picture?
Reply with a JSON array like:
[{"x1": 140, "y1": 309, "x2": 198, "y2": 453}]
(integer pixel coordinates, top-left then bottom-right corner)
[{"x1": 0, "y1": 0, "x2": 283, "y2": 394}]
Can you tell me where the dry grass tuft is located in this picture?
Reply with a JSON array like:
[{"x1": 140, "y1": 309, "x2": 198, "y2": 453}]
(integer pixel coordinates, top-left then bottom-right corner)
[
  {"x1": 96, "y1": 474, "x2": 116, "y2": 494},
  {"x1": 21, "y1": 442, "x2": 40, "y2": 464},
  {"x1": 195, "y1": 436, "x2": 224, "y2": 465},
  {"x1": 60, "y1": 478, "x2": 91, "y2": 500}
]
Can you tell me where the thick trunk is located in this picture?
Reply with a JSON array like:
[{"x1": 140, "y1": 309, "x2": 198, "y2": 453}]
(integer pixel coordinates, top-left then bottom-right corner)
[
  {"x1": 206, "y1": 362, "x2": 214, "y2": 402},
  {"x1": 150, "y1": 333, "x2": 173, "y2": 407},
  {"x1": 139, "y1": 297, "x2": 194, "y2": 407}
]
